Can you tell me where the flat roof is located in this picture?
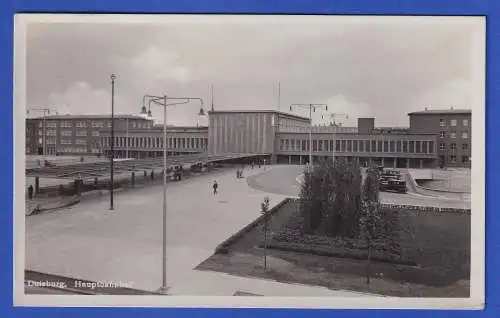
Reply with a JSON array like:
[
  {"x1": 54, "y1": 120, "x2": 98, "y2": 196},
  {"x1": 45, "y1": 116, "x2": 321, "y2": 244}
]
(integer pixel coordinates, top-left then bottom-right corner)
[
  {"x1": 208, "y1": 110, "x2": 310, "y2": 122},
  {"x1": 25, "y1": 153, "x2": 267, "y2": 180},
  {"x1": 408, "y1": 109, "x2": 472, "y2": 116},
  {"x1": 28, "y1": 114, "x2": 151, "y2": 120}
]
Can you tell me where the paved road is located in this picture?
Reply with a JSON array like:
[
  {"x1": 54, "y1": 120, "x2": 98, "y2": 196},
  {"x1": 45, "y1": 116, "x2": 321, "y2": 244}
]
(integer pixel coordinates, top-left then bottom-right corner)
[
  {"x1": 25, "y1": 166, "x2": 365, "y2": 297},
  {"x1": 246, "y1": 165, "x2": 470, "y2": 209}
]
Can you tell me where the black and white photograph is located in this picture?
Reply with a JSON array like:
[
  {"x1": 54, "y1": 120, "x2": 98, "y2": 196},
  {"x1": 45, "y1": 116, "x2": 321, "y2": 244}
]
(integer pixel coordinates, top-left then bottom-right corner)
[{"x1": 14, "y1": 14, "x2": 485, "y2": 308}]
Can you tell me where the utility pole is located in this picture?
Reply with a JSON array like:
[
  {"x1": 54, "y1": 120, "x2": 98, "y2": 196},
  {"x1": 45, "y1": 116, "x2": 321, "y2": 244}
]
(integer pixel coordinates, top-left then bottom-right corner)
[
  {"x1": 289, "y1": 103, "x2": 328, "y2": 166},
  {"x1": 323, "y1": 112, "x2": 348, "y2": 164}
]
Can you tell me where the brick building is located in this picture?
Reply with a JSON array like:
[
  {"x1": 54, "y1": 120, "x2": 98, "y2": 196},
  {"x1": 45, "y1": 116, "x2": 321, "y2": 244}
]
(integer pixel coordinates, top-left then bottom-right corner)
[
  {"x1": 408, "y1": 108, "x2": 471, "y2": 167},
  {"x1": 25, "y1": 114, "x2": 153, "y2": 156}
]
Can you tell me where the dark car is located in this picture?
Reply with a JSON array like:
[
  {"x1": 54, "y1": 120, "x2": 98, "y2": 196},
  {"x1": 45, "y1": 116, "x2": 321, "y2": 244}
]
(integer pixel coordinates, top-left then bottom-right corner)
[{"x1": 379, "y1": 176, "x2": 407, "y2": 193}]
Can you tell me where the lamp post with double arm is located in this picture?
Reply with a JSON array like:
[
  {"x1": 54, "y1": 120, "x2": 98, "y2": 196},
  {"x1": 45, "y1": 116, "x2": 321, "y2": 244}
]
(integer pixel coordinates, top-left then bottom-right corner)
[
  {"x1": 26, "y1": 107, "x2": 58, "y2": 156},
  {"x1": 289, "y1": 103, "x2": 328, "y2": 166},
  {"x1": 109, "y1": 73, "x2": 116, "y2": 211},
  {"x1": 322, "y1": 112, "x2": 348, "y2": 164},
  {"x1": 142, "y1": 94, "x2": 205, "y2": 294}
]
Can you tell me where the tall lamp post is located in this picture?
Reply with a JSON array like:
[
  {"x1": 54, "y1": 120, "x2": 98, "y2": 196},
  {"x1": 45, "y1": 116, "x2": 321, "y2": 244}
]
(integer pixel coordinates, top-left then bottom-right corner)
[
  {"x1": 109, "y1": 73, "x2": 116, "y2": 211},
  {"x1": 322, "y1": 112, "x2": 348, "y2": 164},
  {"x1": 289, "y1": 103, "x2": 328, "y2": 166},
  {"x1": 27, "y1": 107, "x2": 58, "y2": 156},
  {"x1": 142, "y1": 94, "x2": 205, "y2": 294}
]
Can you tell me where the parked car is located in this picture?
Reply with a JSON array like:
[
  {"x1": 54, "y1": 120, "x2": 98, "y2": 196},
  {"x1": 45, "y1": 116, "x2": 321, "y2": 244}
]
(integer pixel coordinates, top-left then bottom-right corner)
[{"x1": 379, "y1": 176, "x2": 407, "y2": 193}]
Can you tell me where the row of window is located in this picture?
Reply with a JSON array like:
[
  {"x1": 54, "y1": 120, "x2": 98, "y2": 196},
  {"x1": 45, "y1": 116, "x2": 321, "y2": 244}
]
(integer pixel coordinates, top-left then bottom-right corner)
[
  {"x1": 58, "y1": 147, "x2": 88, "y2": 153},
  {"x1": 440, "y1": 131, "x2": 469, "y2": 139},
  {"x1": 39, "y1": 130, "x2": 101, "y2": 137},
  {"x1": 60, "y1": 139, "x2": 88, "y2": 145},
  {"x1": 439, "y1": 142, "x2": 469, "y2": 151},
  {"x1": 279, "y1": 139, "x2": 435, "y2": 154},
  {"x1": 39, "y1": 120, "x2": 153, "y2": 129},
  {"x1": 440, "y1": 118, "x2": 469, "y2": 127},
  {"x1": 102, "y1": 136, "x2": 209, "y2": 150},
  {"x1": 443, "y1": 155, "x2": 470, "y2": 163}
]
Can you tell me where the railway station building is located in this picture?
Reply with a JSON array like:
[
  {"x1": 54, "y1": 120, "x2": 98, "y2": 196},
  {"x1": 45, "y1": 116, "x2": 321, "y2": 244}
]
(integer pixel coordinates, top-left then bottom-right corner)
[{"x1": 26, "y1": 107, "x2": 472, "y2": 168}]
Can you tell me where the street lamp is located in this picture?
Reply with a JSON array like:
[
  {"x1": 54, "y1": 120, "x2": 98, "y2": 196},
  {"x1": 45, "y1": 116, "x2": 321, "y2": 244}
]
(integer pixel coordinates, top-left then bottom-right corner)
[
  {"x1": 110, "y1": 73, "x2": 116, "y2": 211},
  {"x1": 26, "y1": 107, "x2": 58, "y2": 156},
  {"x1": 322, "y1": 112, "x2": 348, "y2": 164},
  {"x1": 143, "y1": 94, "x2": 205, "y2": 294},
  {"x1": 289, "y1": 103, "x2": 328, "y2": 166}
]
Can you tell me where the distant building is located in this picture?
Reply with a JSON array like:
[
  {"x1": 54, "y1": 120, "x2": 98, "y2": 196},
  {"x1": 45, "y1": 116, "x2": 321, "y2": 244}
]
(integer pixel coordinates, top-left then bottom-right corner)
[
  {"x1": 408, "y1": 107, "x2": 471, "y2": 167},
  {"x1": 25, "y1": 114, "x2": 153, "y2": 156}
]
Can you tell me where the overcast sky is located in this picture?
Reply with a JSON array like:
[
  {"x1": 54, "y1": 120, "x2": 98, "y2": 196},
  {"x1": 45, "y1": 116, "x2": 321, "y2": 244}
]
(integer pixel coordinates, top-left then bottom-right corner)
[{"x1": 25, "y1": 15, "x2": 483, "y2": 127}]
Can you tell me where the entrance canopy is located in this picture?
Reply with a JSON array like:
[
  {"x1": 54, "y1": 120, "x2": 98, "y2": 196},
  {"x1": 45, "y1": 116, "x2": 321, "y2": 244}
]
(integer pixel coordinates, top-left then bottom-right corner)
[{"x1": 25, "y1": 153, "x2": 268, "y2": 180}]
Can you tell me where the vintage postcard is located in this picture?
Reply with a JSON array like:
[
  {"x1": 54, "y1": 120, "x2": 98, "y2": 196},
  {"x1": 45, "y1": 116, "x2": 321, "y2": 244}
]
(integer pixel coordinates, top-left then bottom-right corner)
[{"x1": 13, "y1": 14, "x2": 485, "y2": 309}]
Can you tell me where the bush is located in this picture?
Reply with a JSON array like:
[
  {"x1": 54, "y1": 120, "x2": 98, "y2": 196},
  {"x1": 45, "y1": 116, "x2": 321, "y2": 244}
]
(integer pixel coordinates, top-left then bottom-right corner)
[{"x1": 299, "y1": 159, "x2": 363, "y2": 238}]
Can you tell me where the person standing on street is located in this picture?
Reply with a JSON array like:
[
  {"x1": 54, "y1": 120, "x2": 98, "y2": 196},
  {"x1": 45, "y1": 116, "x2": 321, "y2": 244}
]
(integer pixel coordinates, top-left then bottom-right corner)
[{"x1": 212, "y1": 180, "x2": 219, "y2": 195}]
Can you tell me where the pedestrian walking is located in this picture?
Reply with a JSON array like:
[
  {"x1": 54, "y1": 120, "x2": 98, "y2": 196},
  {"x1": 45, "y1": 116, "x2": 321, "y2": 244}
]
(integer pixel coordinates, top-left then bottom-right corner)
[{"x1": 212, "y1": 180, "x2": 219, "y2": 195}]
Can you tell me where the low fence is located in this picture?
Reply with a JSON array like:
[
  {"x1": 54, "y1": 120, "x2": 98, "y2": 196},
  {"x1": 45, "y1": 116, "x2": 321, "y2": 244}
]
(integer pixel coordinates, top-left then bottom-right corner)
[{"x1": 28, "y1": 163, "x2": 232, "y2": 201}]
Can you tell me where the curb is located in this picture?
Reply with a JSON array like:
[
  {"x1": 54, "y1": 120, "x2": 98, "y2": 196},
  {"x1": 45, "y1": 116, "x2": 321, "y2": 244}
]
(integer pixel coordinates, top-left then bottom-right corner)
[{"x1": 215, "y1": 198, "x2": 292, "y2": 254}]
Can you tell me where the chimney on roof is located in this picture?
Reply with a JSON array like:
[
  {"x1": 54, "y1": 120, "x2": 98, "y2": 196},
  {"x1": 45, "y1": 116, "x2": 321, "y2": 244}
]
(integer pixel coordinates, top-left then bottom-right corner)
[
  {"x1": 424, "y1": 106, "x2": 428, "y2": 111},
  {"x1": 451, "y1": 106, "x2": 454, "y2": 110}
]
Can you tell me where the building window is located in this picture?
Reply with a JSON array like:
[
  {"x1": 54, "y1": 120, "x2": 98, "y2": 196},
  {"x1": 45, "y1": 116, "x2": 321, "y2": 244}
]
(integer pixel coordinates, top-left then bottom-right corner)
[
  {"x1": 76, "y1": 130, "x2": 87, "y2": 136},
  {"x1": 450, "y1": 155, "x2": 457, "y2": 163},
  {"x1": 440, "y1": 119, "x2": 445, "y2": 127},
  {"x1": 450, "y1": 132, "x2": 457, "y2": 139},
  {"x1": 285, "y1": 139, "x2": 289, "y2": 150},
  {"x1": 440, "y1": 143, "x2": 445, "y2": 151},
  {"x1": 347, "y1": 140, "x2": 352, "y2": 152},
  {"x1": 76, "y1": 121, "x2": 88, "y2": 128},
  {"x1": 301, "y1": 140, "x2": 306, "y2": 151},
  {"x1": 440, "y1": 131, "x2": 445, "y2": 138},
  {"x1": 365, "y1": 140, "x2": 370, "y2": 152},
  {"x1": 371, "y1": 140, "x2": 376, "y2": 152},
  {"x1": 450, "y1": 119, "x2": 457, "y2": 126},
  {"x1": 462, "y1": 143, "x2": 468, "y2": 150},
  {"x1": 336, "y1": 140, "x2": 341, "y2": 152},
  {"x1": 306, "y1": 140, "x2": 310, "y2": 151},
  {"x1": 383, "y1": 141, "x2": 388, "y2": 152},
  {"x1": 463, "y1": 119, "x2": 469, "y2": 127},
  {"x1": 312, "y1": 140, "x2": 317, "y2": 151},
  {"x1": 389, "y1": 141, "x2": 395, "y2": 152},
  {"x1": 359, "y1": 140, "x2": 365, "y2": 152},
  {"x1": 353, "y1": 140, "x2": 358, "y2": 152},
  {"x1": 341, "y1": 140, "x2": 347, "y2": 152},
  {"x1": 415, "y1": 141, "x2": 421, "y2": 153},
  {"x1": 462, "y1": 132, "x2": 469, "y2": 139},
  {"x1": 61, "y1": 130, "x2": 72, "y2": 136},
  {"x1": 318, "y1": 140, "x2": 323, "y2": 151},
  {"x1": 429, "y1": 141, "x2": 434, "y2": 153},
  {"x1": 92, "y1": 131, "x2": 100, "y2": 137},
  {"x1": 409, "y1": 141, "x2": 415, "y2": 153},
  {"x1": 462, "y1": 155, "x2": 469, "y2": 163},
  {"x1": 91, "y1": 121, "x2": 104, "y2": 128},
  {"x1": 61, "y1": 121, "x2": 73, "y2": 128}
]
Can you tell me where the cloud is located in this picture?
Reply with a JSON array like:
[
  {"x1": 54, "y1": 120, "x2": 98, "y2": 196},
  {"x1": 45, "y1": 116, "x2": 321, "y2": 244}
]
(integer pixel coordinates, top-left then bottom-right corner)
[
  {"x1": 46, "y1": 81, "x2": 132, "y2": 115},
  {"x1": 25, "y1": 17, "x2": 483, "y2": 127},
  {"x1": 124, "y1": 46, "x2": 192, "y2": 83}
]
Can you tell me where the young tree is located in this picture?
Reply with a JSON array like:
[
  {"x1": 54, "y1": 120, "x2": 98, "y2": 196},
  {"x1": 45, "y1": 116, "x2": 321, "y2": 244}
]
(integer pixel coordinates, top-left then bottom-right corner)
[
  {"x1": 360, "y1": 166, "x2": 381, "y2": 286},
  {"x1": 261, "y1": 196, "x2": 271, "y2": 270}
]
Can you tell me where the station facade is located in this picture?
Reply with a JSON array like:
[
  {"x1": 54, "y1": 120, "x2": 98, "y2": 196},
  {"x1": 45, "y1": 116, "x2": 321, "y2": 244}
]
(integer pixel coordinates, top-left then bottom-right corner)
[{"x1": 26, "y1": 107, "x2": 471, "y2": 168}]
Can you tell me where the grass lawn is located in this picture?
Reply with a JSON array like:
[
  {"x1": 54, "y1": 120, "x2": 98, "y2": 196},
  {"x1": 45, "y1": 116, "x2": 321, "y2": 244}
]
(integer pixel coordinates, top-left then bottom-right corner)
[{"x1": 196, "y1": 199, "x2": 470, "y2": 297}]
